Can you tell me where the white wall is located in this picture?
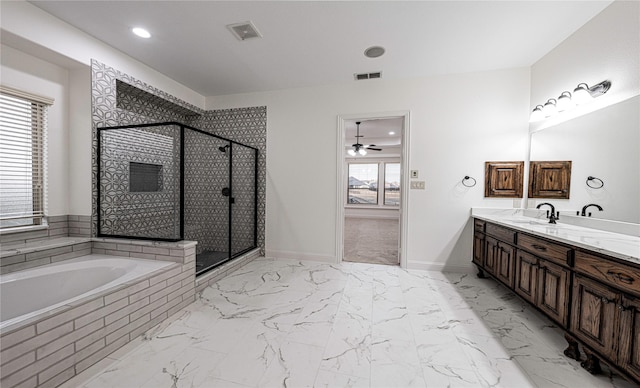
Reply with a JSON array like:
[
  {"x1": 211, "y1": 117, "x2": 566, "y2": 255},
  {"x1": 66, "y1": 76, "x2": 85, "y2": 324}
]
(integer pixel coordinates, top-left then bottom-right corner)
[
  {"x1": 0, "y1": 0, "x2": 205, "y2": 109},
  {"x1": 68, "y1": 67, "x2": 92, "y2": 215},
  {"x1": 530, "y1": 1, "x2": 640, "y2": 131},
  {"x1": 208, "y1": 68, "x2": 531, "y2": 270},
  {"x1": 1, "y1": 44, "x2": 70, "y2": 217},
  {"x1": 528, "y1": 0, "x2": 640, "y2": 223}
]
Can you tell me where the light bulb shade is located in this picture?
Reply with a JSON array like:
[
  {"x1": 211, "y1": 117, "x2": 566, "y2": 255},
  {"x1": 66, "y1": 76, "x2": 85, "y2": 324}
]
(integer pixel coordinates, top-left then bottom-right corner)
[
  {"x1": 556, "y1": 91, "x2": 575, "y2": 112},
  {"x1": 358, "y1": 148, "x2": 367, "y2": 156},
  {"x1": 529, "y1": 105, "x2": 544, "y2": 122},
  {"x1": 573, "y1": 83, "x2": 592, "y2": 105},
  {"x1": 542, "y1": 98, "x2": 557, "y2": 117},
  {"x1": 347, "y1": 149, "x2": 356, "y2": 156}
]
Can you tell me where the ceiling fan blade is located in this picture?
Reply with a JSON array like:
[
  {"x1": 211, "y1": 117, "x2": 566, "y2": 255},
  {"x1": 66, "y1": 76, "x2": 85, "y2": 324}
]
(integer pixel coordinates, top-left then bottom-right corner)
[{"x1": 368, "y1": 148, "x2": 382, "y2": 151}]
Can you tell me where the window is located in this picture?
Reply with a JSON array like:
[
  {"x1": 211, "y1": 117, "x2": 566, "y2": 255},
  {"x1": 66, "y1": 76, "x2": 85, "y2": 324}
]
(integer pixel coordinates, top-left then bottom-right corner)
[
  {"x1": 0, "y1": 87, "x2": 51, "y2": 229},
  {"x1": 347, "y1": 161, "x2": 400, "y2": 206},
  {"x1": 384, "y1": 163, "x2": 401, "y2": 206},
  {"x1": 348, "y1": 163, "x2": 378, "y2": 204}
]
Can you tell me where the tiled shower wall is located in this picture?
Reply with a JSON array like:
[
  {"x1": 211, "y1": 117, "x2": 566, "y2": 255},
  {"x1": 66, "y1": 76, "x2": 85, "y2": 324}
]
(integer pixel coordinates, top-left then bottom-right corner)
[
  {"x1": 99, "y1": 126, "x2": 180, "y2": 239},
  {"x1": 91, "y1": 60, "x2": 266, "y2": 253}
]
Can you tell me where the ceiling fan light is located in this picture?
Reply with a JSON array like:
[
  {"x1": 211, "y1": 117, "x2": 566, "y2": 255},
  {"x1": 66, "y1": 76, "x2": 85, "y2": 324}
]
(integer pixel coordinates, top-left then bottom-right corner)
[
  {"x1": 358, "y1": 148, "x2": 367, "y2": 156},
  {"x1": 347, "y1": 149, "x2": 356, "y2": 156}
]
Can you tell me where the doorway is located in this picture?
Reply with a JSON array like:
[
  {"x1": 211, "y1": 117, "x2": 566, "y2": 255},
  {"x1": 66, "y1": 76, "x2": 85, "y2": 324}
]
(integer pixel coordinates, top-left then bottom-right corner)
[{"x1": 336, "y1": 112, "x2": 410, "y2": 267}]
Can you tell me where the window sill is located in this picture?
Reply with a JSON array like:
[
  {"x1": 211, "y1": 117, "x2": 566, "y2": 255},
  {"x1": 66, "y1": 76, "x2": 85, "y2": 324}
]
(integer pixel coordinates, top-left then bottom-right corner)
[
  {"x1": 344, "y1": 205, "x2": 399, "y2": 210},
  {"x1": 0, "y1": 224, "x2": 49, "y2": 235}
]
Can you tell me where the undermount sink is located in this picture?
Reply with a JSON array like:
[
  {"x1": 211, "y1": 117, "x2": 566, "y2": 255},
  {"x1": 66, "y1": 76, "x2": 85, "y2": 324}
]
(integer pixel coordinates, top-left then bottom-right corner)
[{"x1": 507, "y1": 218, "x2": 549, "y2": 225}]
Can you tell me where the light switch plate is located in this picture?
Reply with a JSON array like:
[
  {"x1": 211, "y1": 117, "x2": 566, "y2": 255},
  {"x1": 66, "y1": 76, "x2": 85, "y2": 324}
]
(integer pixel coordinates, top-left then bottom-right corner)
[
  {"x1": 410, "y1": 170, "x2": 419, "y2": 179},
  {"x1": 410, "y1": 181, "x2": 425, "y2": 190}
]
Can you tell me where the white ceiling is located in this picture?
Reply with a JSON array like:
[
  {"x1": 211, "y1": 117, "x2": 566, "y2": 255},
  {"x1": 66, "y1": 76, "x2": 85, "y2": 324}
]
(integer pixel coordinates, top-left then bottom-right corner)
[{"x1": 29, "y1": 1, "x2": 612, "y2": 97}]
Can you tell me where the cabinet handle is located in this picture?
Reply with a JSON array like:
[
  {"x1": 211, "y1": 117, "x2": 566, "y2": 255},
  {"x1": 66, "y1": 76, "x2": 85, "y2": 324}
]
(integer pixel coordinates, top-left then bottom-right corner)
[
  {"x1": 601, "y1": 297, "x2": 613, "y2": 304},
  {"x1": 531, "y1": 244, "x2": 547, "y2": 252},
  {"x1": 606, "y1": 270, "x2": 635, "y2": 284}
]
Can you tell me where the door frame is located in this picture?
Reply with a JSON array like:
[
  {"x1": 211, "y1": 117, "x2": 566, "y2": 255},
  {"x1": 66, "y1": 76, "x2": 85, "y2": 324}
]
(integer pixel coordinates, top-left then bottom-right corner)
[{"x1": 336, "y1": 111, "x2": 410, "y2": 268}]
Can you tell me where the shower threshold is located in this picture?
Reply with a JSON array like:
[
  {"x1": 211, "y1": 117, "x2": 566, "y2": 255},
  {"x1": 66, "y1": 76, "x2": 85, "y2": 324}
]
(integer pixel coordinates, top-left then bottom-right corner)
[{"x1": 196, "y1": 250, "x2": 229, "y2": 275}]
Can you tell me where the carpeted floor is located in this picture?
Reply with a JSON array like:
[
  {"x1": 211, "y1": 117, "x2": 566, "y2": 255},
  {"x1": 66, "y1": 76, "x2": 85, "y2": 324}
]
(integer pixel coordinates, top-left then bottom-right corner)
[{"x1": 343, "y1": 217, "x2": 399, "y2": 265}]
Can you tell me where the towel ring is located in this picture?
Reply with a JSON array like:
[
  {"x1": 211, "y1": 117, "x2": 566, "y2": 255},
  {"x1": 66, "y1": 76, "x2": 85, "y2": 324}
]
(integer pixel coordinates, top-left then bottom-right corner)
[
  {"x1": 462, "y1": 175, "x2": 477, "y2": 187},
  {"x1": 586, "y1": 176, "x2": 604, "y2": 189}
]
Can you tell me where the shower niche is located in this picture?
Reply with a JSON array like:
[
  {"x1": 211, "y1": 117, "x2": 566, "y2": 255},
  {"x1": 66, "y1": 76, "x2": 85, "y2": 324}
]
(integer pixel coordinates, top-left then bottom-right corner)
[{"x1": 97, "y1": 122, "x2": 258, "y2": 275}]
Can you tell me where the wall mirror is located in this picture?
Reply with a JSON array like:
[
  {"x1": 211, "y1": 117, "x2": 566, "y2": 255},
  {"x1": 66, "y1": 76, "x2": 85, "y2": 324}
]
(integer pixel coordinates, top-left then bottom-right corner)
[{"x1": 529, "y1": 95, "x2": 639, "y2": 223}]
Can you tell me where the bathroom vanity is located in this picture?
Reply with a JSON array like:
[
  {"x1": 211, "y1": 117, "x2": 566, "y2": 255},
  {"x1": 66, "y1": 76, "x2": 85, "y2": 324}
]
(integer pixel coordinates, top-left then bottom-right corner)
[{"x1": 472, "y1": 210, "x2": 640, "y2": 384}]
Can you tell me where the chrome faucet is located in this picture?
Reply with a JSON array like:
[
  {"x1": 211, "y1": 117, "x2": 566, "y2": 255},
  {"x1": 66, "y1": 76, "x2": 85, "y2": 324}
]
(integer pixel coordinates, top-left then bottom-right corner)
[
  {"x1": 581, "y1": 203, "x2": 603, "y2": 217},
  {"x1": 536, "y1": 202, "x2": 558, "y2": 224}
]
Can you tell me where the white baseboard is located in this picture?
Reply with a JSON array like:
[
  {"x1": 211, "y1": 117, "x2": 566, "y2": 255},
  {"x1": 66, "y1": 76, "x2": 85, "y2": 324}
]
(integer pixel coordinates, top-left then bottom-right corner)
[
  {"x1": 265, "y1": 249, "x2": 337, "y2": 264},
  {"x1": 406, "y1": 260, "x2": 475, "y2": 274}
]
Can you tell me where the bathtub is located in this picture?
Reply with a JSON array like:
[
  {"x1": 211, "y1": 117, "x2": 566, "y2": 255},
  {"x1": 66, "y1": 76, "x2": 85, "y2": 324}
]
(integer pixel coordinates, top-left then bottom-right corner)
[{"x1": 0, "y1": 254, "x2": 174, "y2": 330}]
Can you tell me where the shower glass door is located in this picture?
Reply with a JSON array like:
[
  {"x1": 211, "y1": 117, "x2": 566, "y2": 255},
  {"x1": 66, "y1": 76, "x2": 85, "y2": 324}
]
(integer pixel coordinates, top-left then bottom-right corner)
[
  {"x1": 184, "y1": 129, "x2": 230, "y2": 274},
  {"x1": 230, "y1": 144, "x2": 257, "y2": 256}
]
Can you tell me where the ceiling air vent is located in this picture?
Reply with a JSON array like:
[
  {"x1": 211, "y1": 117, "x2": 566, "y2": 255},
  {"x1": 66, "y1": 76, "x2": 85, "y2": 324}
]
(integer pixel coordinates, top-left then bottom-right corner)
[
  {"x1": 227, "y1": 21, "x2": 262, "y2": 41},
  {"x1": 355, "y1": 71, "x2": 382, "y2": 81}
]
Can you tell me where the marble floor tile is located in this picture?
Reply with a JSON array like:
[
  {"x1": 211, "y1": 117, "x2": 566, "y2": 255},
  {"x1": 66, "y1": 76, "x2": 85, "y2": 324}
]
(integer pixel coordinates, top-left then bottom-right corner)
[{"x1": 63, "y1": 257, "x2": 635, "y2": 388}]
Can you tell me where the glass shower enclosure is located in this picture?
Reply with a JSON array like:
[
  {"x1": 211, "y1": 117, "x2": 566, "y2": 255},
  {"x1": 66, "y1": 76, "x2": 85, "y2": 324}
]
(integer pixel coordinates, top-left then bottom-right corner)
[{"x1": 97, "y1": 122, "x2": 258, "y2": 275}]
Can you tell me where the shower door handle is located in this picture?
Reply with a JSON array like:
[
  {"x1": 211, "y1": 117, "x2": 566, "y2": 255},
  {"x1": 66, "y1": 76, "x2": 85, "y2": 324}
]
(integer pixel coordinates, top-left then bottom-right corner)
[{"x1": 221, "y1": 187, "x2": 235, "y2": 204}]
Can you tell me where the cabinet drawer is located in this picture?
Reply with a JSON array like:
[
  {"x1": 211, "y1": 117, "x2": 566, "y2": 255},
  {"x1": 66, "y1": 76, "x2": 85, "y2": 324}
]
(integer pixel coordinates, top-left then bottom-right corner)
[
  {"x1": 485, "y1": 223, "x2": 516, "y2": 244},
  {"x1": 575, "y1": 251, "x2": 640, "y2": 297},
  {"x1": 474, "y1": 219, "x2": 485, "y2": 233},
  {"x1": 518, "y1": 233, "x2": 572, "y2": 267}
]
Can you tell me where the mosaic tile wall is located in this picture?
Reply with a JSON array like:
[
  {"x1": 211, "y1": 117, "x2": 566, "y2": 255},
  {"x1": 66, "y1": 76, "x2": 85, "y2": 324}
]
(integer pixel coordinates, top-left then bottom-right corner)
[
  {"x1": 99, "y1": 126, "x2": 181, "y2": 239},
  {"x1": 91, "y1": 60, "x2": 266, "y2": 253},
  {"x1": 191, "y1": 107, "x2": 266, "y2": 252}
]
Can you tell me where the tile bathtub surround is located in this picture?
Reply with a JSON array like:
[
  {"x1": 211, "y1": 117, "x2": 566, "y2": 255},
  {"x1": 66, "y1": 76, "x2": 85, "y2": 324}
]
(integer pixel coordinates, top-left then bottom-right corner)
[
  {"x1": 60, "y1": 258, "x2": 633, "y2": 388},
  {"x1": 0, "y1": 238, "x2": 92, "y2": 275},
  {"x1": 0, "y1": 243, "x2": 196, "y2": 388}
]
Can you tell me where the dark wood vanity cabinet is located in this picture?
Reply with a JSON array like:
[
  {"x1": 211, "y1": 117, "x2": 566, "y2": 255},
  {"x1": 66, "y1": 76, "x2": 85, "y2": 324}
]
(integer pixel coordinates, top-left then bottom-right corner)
[
  {"x1": 473, "y1": 218, "x2": 640, "y2": 384},
  {"x1": 570, "y1": 274, "x2": 620, "y2": 360},
  {"x1": 618, "y1": 295, "x2": 640, "y2": 381},
  {"x1": 514, "y1": 240, "x2": 571, "y2": 327}
]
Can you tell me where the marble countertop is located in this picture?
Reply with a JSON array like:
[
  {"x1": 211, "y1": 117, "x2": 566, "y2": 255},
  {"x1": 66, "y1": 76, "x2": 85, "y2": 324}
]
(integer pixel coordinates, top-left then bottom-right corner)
[{"x1": 472, "y1": 208, "x2": 640, "y2": 265}]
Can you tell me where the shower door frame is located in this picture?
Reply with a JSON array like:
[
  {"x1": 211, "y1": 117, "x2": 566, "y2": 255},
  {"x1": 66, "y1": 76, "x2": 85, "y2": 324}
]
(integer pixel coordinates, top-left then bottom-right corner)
[{"x1": 96, "y1": 122, "x2": 259, "y2": 264}]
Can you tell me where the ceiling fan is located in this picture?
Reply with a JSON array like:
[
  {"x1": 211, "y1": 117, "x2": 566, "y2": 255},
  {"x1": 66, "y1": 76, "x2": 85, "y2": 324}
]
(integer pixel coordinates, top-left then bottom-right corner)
[{"x1": 348, "y1": 121, "x2": 382, "y2": 156}]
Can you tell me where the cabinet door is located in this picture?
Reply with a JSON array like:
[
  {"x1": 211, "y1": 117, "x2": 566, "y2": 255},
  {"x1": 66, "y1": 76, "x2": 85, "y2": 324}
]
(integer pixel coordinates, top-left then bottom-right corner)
[
  {"x1": 618, "y1": 295, "x2": 640, "y2": 381},
  {"x1": 473, "y1": 233, "x2": 484, "y2": 267},
  {"x1": 496, "y1": 241, "x2": 516, "y2": 288},
  {"x1": 537, "y1": 259, "x2": 571, "y2": 328},
  {"x1": 515, "y1": 250, "x2": 538, "y2": 305},
  {"x1": 571, "y1": 275, "x2": 619, "y2": 361},
  {"x1": 485, "y1": 236, "x2": 499, "y2": 276}
]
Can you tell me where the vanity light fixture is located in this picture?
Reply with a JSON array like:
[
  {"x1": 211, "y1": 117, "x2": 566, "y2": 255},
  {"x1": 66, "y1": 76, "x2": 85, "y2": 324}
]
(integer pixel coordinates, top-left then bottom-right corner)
[
  {"x1": 529, "y1": 105, "x2": 545, "y2": 122},
  {"x1": 542, "y1": 98, "x2": 558, "y2": 117},
  {"x1": 556, "y1": 91, "x2": 575, "y2": 111},
  {"x1": 132, "y1": 27, "x2": 151, "y2": 38},
  {"x1": 529, "y1": 80, "x2": 611, "y2": 122}
]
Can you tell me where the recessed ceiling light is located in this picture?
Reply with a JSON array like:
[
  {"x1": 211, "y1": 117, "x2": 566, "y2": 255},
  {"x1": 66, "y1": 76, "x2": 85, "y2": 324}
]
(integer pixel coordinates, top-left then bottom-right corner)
[
  {"x1": 132, "y1": 27, "x2": 151, "y2": 39},
  {"x1": 364, "y1": 46, "x2": 385, "y2": 58},
  {"x1": 388, "y1": 131, "x2": 395, "y2": 135}
]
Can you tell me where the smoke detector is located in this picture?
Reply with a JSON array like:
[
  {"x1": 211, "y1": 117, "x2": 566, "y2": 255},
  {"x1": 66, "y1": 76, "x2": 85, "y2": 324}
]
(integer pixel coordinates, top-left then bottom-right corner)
[
  {"x1": 227, "y1": 21, "x2": 262, "y2": 41},
  {"x1": 364, "y1": 46, "x2": 385, "y2": 58}
]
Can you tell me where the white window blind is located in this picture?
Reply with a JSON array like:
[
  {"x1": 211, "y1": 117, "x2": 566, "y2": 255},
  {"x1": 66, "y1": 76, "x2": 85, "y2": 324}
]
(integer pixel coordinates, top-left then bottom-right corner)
[{"x1": 0, "y1": 89, "x2": 50, "y2": 229}]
